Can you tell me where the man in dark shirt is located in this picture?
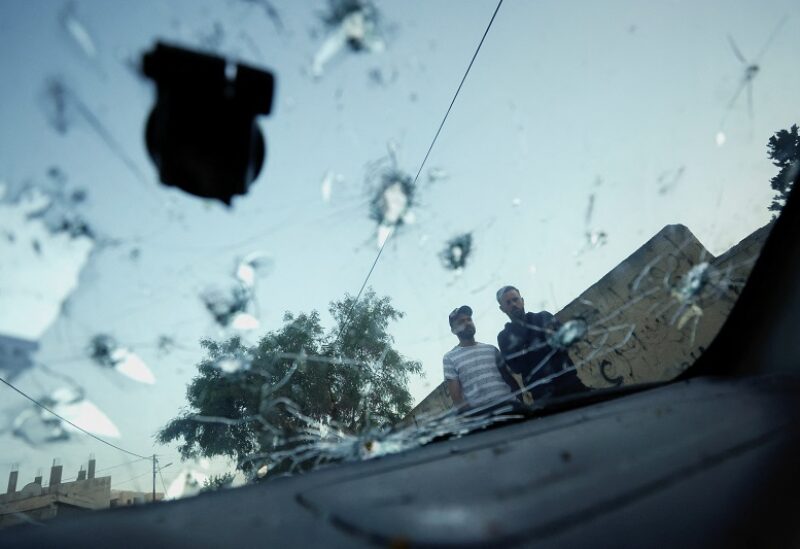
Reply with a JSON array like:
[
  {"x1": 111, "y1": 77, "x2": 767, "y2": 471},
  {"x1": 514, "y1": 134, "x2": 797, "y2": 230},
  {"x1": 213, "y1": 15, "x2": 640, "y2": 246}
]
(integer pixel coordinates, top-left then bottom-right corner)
[{"x1": 495, "y1": 285, "x2": 586, "y2": 404}]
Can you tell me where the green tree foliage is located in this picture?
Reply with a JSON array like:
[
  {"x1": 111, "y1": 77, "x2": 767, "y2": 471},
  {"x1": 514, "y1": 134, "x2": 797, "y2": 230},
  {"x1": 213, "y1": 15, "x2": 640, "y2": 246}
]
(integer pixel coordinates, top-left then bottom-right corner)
[
  {"x1": 200, "y1": 472, "x2": 235, "y2": 493},
  {"x1": 768, "y1": 124, "x2": 800, "y2": 215},
  {"x1": 156, "y1": 290, "x2": 422, "y2": 474}
]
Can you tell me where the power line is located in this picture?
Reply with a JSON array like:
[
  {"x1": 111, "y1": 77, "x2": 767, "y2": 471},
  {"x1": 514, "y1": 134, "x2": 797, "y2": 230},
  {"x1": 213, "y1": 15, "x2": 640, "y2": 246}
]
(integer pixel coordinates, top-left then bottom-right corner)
[
  {"x1": 113, "y1": 469, "x2": 153, "y2": 488},
  {"x1": 334, "y1": 0, "x2": 505, "y2": 345},
  {"x1": 410, "y1": 0, "x2": 505, "y2": 196},
  {"x1": 0, "y1": 375, "x2": 151, "y2": 460},
  {"x1": 61, "y1": 456, "x2": 151, "y2": 483}
]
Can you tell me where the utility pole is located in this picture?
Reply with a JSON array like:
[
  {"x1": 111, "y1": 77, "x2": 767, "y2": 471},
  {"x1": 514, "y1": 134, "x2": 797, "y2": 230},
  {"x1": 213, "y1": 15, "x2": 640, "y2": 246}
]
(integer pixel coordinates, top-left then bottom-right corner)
[{"x1": 152, "y1": 454, "x2": 156, "y2": 503}]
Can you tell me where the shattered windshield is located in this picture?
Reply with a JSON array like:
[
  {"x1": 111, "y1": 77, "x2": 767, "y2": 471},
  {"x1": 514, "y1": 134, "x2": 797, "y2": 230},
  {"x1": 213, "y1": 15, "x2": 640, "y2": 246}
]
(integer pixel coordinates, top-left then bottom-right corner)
[{"x1": 1, "y1": 0, "x2": 798, "y2": 517}]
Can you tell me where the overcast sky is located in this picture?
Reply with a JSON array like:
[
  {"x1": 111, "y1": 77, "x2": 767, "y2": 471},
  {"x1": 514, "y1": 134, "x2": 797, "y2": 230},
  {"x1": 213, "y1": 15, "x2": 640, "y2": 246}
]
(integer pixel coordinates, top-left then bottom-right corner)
[{"x1": 1, "y1": 0, "x2": 798, "y2": 493}]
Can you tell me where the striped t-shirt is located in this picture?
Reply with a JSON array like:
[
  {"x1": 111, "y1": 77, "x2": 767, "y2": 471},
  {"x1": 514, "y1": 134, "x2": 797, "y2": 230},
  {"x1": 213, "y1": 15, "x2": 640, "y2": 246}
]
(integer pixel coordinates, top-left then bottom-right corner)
[{"x1": 443, "y1": 342, "x2": 511, "y2": 407}]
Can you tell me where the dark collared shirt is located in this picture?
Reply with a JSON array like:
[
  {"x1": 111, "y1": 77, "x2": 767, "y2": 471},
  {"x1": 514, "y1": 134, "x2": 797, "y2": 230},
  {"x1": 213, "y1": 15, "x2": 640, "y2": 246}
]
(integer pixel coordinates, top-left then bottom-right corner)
[{"x1": 497, "y1": 311, "x2": 586, "y2": 401}]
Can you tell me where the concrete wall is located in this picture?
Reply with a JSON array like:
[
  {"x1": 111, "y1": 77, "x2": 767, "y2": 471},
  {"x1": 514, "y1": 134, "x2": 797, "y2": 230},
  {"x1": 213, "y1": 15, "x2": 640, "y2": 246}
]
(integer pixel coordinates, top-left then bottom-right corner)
[
  {"x1": 400, "y1": 222, "x2": 772, "y2": 424},
  {"x1": 396, "y1": 383, "x2": 453, "y2": 429},
  {"x1": 563, "y1": 223, "x2": 770, "y2": 388}
]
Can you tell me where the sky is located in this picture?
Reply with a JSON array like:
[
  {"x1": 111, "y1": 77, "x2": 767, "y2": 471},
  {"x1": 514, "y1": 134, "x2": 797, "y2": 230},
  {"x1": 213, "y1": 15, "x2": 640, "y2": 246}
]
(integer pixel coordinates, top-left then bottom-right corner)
[{"x1": 1, "y1": 0, "x2": 799, "y2": 494}]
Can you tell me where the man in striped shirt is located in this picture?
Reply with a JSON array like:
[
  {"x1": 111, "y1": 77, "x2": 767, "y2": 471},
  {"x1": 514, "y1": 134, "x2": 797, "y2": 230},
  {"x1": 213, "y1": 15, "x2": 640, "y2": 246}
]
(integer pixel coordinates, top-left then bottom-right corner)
[{"x1": 443, "y1": 305, "x2": 512, "y2": 409}]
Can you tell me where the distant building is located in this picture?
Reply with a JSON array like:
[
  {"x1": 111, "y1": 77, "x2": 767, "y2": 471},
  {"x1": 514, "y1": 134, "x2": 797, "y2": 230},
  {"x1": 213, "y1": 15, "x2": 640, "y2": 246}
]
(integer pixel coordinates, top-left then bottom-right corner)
[
  {"x1": 110, "y1": 489, "x2": 162, "y2": 507},
  {"x1": 0, "y1": 458, "x2": 163, "y2": 530},
  {"x1": 0, "y1": 333, "x2": 38, "y2": 381}
]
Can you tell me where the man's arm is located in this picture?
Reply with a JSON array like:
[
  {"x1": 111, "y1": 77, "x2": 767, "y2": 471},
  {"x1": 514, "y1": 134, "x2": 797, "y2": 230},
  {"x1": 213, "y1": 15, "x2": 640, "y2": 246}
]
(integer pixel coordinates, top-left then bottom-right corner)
[
  {"x1": 443, "y1": 354, "x2": 465, "y2": 408},
  {"x1": 446, "y1": 378, "x2": 465, "y2": 408},
  {"x1": 494, "y1": 346, "x2": 516, "y2": 388},
  {"x1": 495, "y1": 346, "x2": 534, "y2": 406}
]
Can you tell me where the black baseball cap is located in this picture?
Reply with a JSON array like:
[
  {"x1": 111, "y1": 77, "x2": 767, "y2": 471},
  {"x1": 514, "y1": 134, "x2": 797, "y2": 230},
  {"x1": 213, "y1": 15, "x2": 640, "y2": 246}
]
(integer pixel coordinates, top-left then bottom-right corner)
[{"x1": 448, "y1": 305, "x2": 473, "y2": 327}]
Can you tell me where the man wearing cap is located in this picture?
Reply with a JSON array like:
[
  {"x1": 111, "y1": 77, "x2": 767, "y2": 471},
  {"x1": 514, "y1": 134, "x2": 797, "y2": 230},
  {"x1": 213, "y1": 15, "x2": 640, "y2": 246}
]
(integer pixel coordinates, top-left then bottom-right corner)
[
  {"x1": 443, "y1": 305, "x2": 513, "y2": 409},
  {"x1": 495, "y1": 285, "x2": 586, "y2": 403}
]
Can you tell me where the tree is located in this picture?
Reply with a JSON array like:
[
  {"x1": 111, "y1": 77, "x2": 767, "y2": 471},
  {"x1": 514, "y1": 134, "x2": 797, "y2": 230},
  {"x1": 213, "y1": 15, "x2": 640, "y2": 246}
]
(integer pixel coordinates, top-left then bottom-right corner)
[
  {"x1": 200, "y1": 472, "x2": 235, "y2": 493},
  {"x1": 156, "y1": 289, "x2": 422, "y2": 475},
  {"x1": 767, "y1": 123, "x2": 800, "y2": 215}
]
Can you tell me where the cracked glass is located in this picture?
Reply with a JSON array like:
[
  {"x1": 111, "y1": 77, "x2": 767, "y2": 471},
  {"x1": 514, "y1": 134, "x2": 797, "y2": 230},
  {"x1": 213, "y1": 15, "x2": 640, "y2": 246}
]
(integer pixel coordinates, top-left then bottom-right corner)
[{"x1": 0, "y1": 0, "x2": 798, "y2": 529}]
